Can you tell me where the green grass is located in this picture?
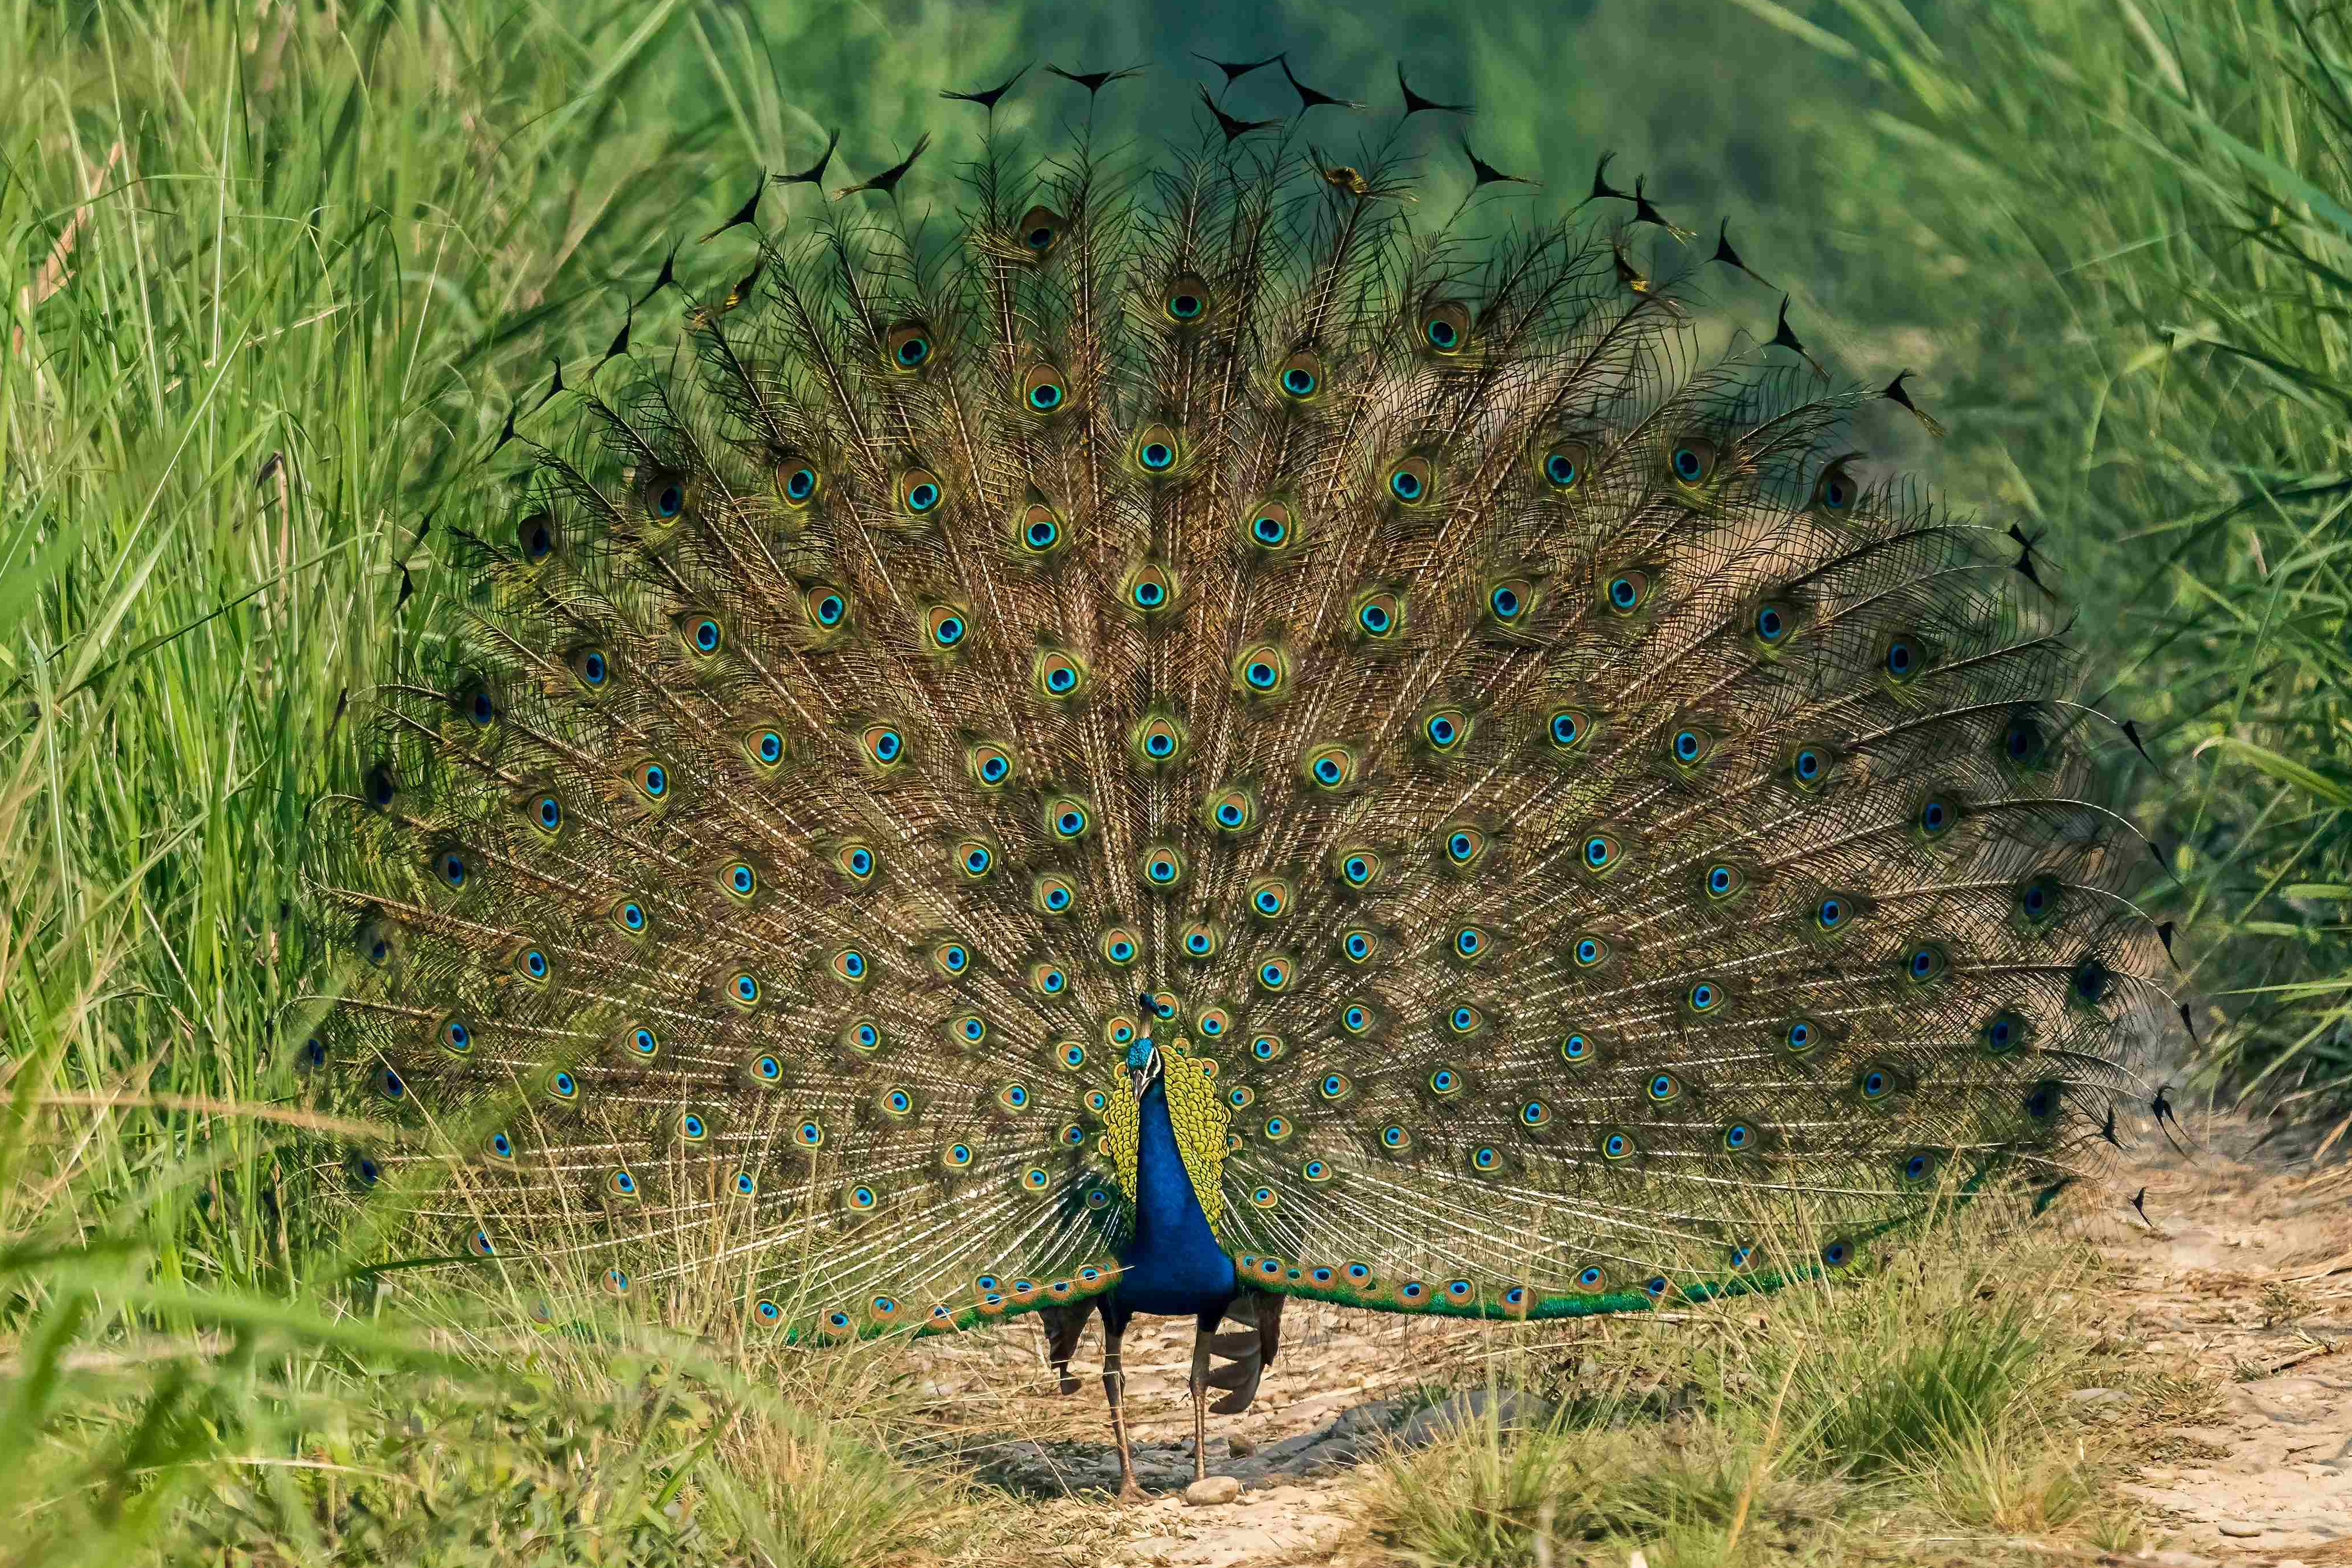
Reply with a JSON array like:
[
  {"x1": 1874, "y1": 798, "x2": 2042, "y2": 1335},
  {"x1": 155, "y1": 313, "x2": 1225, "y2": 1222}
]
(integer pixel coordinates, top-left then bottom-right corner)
[
  {"x1": 3, "y1": 0, "x2": 2346, "y2": 1561},
  {"x1": 1738, "y1": 0, "x2": 2352, "y2": 1115},
  {"x1": 1355, "y1": 1199, "x2": 2150, "y2": 1566}
]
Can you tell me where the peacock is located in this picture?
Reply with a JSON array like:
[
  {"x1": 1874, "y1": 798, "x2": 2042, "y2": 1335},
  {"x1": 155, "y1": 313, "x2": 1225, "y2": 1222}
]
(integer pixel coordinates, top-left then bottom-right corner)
[{"x1": 303, "y1": 54, "x2": 2170, "y2": 1501}]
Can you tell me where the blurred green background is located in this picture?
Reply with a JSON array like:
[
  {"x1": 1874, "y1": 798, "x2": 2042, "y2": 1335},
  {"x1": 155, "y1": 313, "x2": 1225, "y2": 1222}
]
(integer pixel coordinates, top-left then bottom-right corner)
[{"x1": 2, "y1": 0, "x2": 2346, "y2": 1562}]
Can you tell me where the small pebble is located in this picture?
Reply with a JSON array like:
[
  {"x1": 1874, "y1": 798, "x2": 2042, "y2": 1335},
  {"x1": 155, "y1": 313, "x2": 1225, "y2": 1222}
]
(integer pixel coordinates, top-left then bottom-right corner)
[
  {"x1": 1184, "y1": 1475, "x2": 1243, "y2": 1506},
  {"x1": 2217, "y1": 1520, "x2": 2265, "y2": 1538}
]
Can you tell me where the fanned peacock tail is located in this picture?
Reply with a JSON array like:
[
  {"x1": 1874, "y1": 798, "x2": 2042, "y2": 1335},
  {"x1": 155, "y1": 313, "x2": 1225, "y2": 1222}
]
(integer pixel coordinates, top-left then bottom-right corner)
[{"x1": 302, "y1": 65, "x2": 2168, "y2": 1345}]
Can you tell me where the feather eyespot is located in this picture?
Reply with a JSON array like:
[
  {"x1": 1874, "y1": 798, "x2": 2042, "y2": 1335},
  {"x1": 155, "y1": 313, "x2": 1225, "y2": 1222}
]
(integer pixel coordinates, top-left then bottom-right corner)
[
  {"x1": 1901, "y1": 941, "x2": 1950, "y2": 986},
  {"x1": 1122, "y1": 560, "x2": 1179, "y2": 617},
  {"x1": 1878, "y1": 630, "x2": 1930, "y2": 685},
  {"x1": 1203, "y1": 784, "x2": 1258, "y2": 835},
  {"x1": 1033, "y1": 872, "x2": 1077, "y2": 915},
  {"x1": 1139, "y1": 843, "x2": 1187, "y2": 888},
  {"x1": 830, "y1": 840, "x2": 879, "y2": 883},
  {"x1": 1019, "y1": 362, "x2": 1068, "y2": 415},
  {"x1": 1196, "y1": 1003, "x2": 1234, "y2": 1040},
  {"x1": 1978, "y1": 1009, "x2": 2029, "y2": 1055},
  {"x1": 563, "y1": 646, "x2": 611, "y2": 693},
  {"x1": 516, "y1": 511, "x2": 555, "y2": 563},
  {"x1": 930, "y1": 939, "x2": 971, "y2": 978},
  {"x1": 743, "y1": 724, "x2": 787, "y2": 773},
  {"x1": 1485, "y1": 577, "x2": 1536, "y2": 629},
  {"x1": 1341, "y1": 927, "x2": 1381, "y2": 964},
  {"x1": 884, "y1": 320, "x2": 934, "y2": 372},
  {"x1": 1780, "y1": 1017, "x2": 1823, "y2": 1055},
  {"x1": 966, "y1": 740, "x2": 1017, "y2": 790},
  {"x1": 1667, "y1": 723, "x2": 1717, "y2": 770},
  {"x1": 609, "y1": 898, "x2": 650, "y2": 938},
  {"x1": 1274, "y1": 348, "x2": 1325, "y2": 402},
  {"x1": 1538, "y1": 439, "x2": 1590, "y2": 492},
  {"x1": 720, "y1": 859, "x2": 760, "y2": 901},
  {"x1": 1250, "y1": 1033, "x2": 1285, "y2": 1063},
  {"x1": 1810, "y1": 457, "x2": 1859, "y2": 513},
  {"x1": 1787, "y1": 742, "x2": 1833, "y2": 793},
  {"x1": 1333, "y1": 845, "x2": 1384, "y2": 891},
  {"x1": 1246, "y1": 875, "x2": 1294, "y2": 920},
  {"x1": 898, "y1": 467, "x2": 944, "y2": 516},
  {"x1": 437, "y1": 1015, "x2": 475, "y2": 1057},
  {"x1": 777, "y1": 459, "x2": 821, "y2": 508},
  {"x1": 1132, "y1": 422, "x2": 1184, "y2": 475},
  {"x1": 1232, "y1": 641, "x2": 1293, "y2": 700},
  {"x1": 1683, "y1": 978, "x2": 1726, "y2": 1014},
  {"x1": 922, "y1": 603, "x2": 970, "y2": 654},
  {"x1": 1419, "y1": 705, "x2": 1471, "y2": 754},
  {"x1": 952, "y1": 836, "x2": 997, "y2": 881},
  {"x1": 840, "y1": 1018, "x2": 881, "y2": 1057},
  {"x1": 1666, "y1": 436, "x2": 1718, "y2": 487},
  {"x1": 1601, "y1": 568, "x2": 1652, "y2": 615},
  {"x1": 1419, "y1": 300, "x2": 1471, "y2": 354},
  {"x1": 629, "y1": 759, "x2": 671, "y2": 805},
  {"x1": 1441, "y1": 824, "x2": 1488, "y2": 868},
  {"x1": 1255, "y1": 955, "x2": 1295, "y2": 993},
  {"x1": 1163, "y1": 272, "x2": 1212, "y2": 324},
  {"x1": 1042, "y1": 793, "x2": 1093, "y2": 841},
  {"x1": 1569, "y1": 932, "x2": 1611, "y2": 969},
  {"x1": 1178, "y1": 921, "x2": 1223, "y2": 961},
  {"x1": 1752, "y1": 599, "x2": 1800, "y2": 650},
  {"x1": 1542, "y1": 705, "x2": 1594, "y2": 756},
  {"x1": 1336, "y1": 1003, "x2": 1375, "y2": 1039},
  {"x1": 827, "y1": 945, "x2": 869, "y2": 985},
  {"x1": 1352, "y1": 588, "x2": 1403, "y2": 641},
  {"x1": 2014, "y1": 873, "x2": 2065, "y2": 931},
  {"x1": 1242, "y1": 500, "x2": 1298, "y2": 552},
  {"x1": 860, "y1": 723, "x2": 907, "y2": 771},
  {"x1": 1998, "y1": 705, "x2": 2053, "y2": 772},
  {"x1": 1386, "y1": 455, "x2": 1434, "y2": 506},
  {"x1": 805, "y1": 584, "x2": 851, "y2": 631},
  {"x1": 638, "y1": 470, "x2": 688, "y2": 522},
  {"x1": 1702, "y1": 861, "x2": 1748, "y2": 903},
  {"x1": 1578, "y1": 830, "x2": 1623, "y2": 877},
  {"x1": 1559, "y1": 1030, "x2": 1598, "y2": 1064},
  {"x1": 1301, "y1": 740, "x2": 1362, "y2": 790},
  {"x1": 1033, "y1": 647, "x2": 1089, "y2": 701},
  {"x1": 1016, "y1": 204, "x2": 1063, "y2": 256},
  {"x1": 1098, "y1": 926, "x2": 1140, "y2": 966},
  {"x1": 1013, "y1": 500, "x2": 1067, "y2": 557}
]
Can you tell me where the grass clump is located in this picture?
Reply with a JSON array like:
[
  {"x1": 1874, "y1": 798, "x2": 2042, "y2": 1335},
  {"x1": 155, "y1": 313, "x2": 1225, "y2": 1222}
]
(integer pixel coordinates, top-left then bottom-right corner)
[{"x1": 1357, "y1": 1199, "x2": 2139, "y2": 1566}]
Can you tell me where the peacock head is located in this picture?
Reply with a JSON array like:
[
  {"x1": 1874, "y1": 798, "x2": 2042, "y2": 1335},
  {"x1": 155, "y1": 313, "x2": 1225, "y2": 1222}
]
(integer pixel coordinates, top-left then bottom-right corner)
[{"x1": 1127, "y1": 993, "x2": 1162, "y2": 1101}]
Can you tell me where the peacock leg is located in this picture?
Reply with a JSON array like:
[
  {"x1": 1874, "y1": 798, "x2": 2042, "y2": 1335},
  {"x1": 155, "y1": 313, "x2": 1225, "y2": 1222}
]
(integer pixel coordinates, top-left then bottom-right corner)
[
  {"x1": 1187, "y1": 1307, "x2": 1221, "y2": 1481},
  {"x1": 1102, "y1": 1307, "x2": 1146, "y2": 1503}
]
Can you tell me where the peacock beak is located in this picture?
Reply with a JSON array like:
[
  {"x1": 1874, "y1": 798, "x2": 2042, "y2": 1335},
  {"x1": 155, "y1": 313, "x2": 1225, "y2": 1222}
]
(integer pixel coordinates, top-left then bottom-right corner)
[{"x1": 1129, "y1": 1062, "x2": 1152, "y2": 1101}]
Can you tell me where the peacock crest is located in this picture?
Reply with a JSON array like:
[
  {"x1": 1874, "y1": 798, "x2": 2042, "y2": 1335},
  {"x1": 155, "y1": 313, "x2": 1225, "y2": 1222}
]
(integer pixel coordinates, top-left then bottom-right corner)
[{"x1": 301, "y1": 53, "x2": 2168, "y2": 1487}]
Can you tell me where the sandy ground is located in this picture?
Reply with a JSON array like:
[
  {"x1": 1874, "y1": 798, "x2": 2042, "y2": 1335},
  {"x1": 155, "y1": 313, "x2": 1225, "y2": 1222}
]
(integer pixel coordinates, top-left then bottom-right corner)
[{"x1": 902, "y1": 1115, "x2": 2352, "y2": 1567}]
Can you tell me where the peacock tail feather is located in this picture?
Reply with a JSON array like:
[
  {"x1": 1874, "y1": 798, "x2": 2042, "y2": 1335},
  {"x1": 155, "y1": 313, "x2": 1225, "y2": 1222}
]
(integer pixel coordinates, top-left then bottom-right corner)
[{"x1": 303, "y1": 72, "x2": 2166, "y2": 1343}]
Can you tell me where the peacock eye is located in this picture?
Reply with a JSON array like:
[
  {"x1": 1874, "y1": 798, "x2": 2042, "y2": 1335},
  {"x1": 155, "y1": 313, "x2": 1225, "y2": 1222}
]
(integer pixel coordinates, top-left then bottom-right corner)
[
  {"x1": 1419, "y1": 301, "x2": 1470, "y2": 354},
  {"x1": 861, "y1": 723, "x2": 907, "y2": 769},
  {"x1": 1019, "y1": 362, "x2": 1068, "y2": 414},
  {"x1": 1232, "y1": 641, "x2": 1292, "y2": 700},
  {"x1": 1133, "y1": 423, "x2": 1183, "y2": 474},
  {"x1": 1544, "y1": 706, "x2": 1593, "y2": 754},
  {"x1": 1242, "y1": 499, "x2": 1297, "y2": 552},
  {"x1": 681, "y1": 613, "x2": 723, "y2": 657},
  {"x1": 1033, "y1": 648, "x2": 1089, "y2": 701},
  {"x1": 922, "y1": 603, "x2": 970, "y2": 653},
  {"x1": 568, "y1": 646, "x2": 611, "y2": 690},
  {"x1": 1421, "y1": 706, "x2": 1470, "y2": 753},
  {"x1": 1879, "y1": 630, "x2": 1929, "y2": 685},
  {"x1": 1441, "y1": 824, "x2": 1488, "y2": 867},
  {"x1": 1386, "y1": 455, "x2": 1434, "y2": 505},
  {"x1": 1810, "y1": 458, "x2": 1857, "y2": 513},
  {"x1": 898, "y1": 467, "x2": 944, "y2": 516},
  {"x1": 516, "y1": 512, "x2": 555, "y2": 563},
  {"x1": 1668, "y1": 723, "x2": 1715, "y2": 768},
  {"x1": 1124, "y1": 561, "x2": 1179, "y2": 617},
  {"x1": 1754, "y1": 600, "x2": 1798, "y2": 648},
  {"x1": 779, "y1": 462, "x2": 820, "y2": 505},
  {"x1": 806, "y1": 584, "x2": 850, "y2": 630},
  {"x1": 1538, "y1": 439, "x2": 1590, "y2": 492},
  {"x1": 1275, "y1": 348, "x2": 1324, "y2": 401},
  {"x1": 1016, "y1": 204, "x2": 1064, "y2": 256},
  {"x1": 746, "y1": 726, "x2": 787, "y2": 770},
  {"x1": 1579, "y1": 830, "x2": 1622, "y2": 877},
  {"x1": 885, "y1": 320, "x2": 934, "y2": 372},
  {"x1": 639, "y1": 471, "x2": 688, "y2": 521},
  {"x1": 1163, "y1": 272, "x2": 1212, "y2": 324},
  {"x1": 1667, "y1": 436, "x2": 1717, "y2": 486},
  {"x1": 1204, "y1": 785, "x2": 1257, "y2": 834},
  {"x1": 1485, "y1": 577, "x2": 1535, "y2": 628},
  {"x1": 1301, "y1": 741, "x2": 1360, "y2": 791},
  {"x1": 1131, "y1": 711, "x2": 1188, "y2": 766},
  {"x1": 1602, "y1": 568, "x2": 1651, "y2": 615},
  {"x1": 1352, "y1": 588, "x2": 1402, "y2": 639},
  {"x1": 968, "y1": 742, "x2": 1016, "y2": 789}
]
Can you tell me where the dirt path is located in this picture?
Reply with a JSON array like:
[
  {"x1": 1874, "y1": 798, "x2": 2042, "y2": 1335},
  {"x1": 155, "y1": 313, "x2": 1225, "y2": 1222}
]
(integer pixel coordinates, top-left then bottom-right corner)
[{"x1": 915, "y1": 1118, "x2": 2351, "y2": 1566}]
